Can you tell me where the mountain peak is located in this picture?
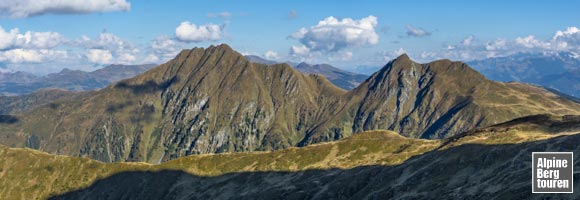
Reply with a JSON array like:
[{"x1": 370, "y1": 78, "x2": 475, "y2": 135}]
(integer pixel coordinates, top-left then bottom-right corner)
[
  {"x1": 6, "y1": 43, "x2": 580, "y2": 164},
  {"x1": 371, "y1": 54, "x2": 485, "y2": 84},
  {"x1": 208, "y1": 43, "x2": 235, "y2": 53},
  {"x1": 395, "y1": 53, "x2": 410, "y2": 61},
  {"x1": 296, "y1": 62, "x2": 311, "y2": 68},
  {"x1": 60, "y1": 68, "x2": 74, "y2": 73}
]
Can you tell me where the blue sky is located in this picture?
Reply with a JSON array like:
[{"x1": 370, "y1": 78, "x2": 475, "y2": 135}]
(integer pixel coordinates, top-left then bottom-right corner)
[{"x1": 0, "y1": 0, "x2": 579, "y2": 74}]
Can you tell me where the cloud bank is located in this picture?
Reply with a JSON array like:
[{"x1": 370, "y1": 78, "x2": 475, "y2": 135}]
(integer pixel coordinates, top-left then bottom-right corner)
[
  {"x1": 0, "y1": 26, "x2": 63, "y2": 50},
  {"x1": 0, "y1": 0, "x2": 130, "y2": 18}
]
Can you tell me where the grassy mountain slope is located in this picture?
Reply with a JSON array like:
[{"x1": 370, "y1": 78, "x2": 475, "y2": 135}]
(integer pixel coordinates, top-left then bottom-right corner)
[
  {"x1": 1, "y1": 45, "x2": 580, "y2": 163},
  {"x1": 0, "y1": 44, "x2": 346, "y2": 163},
  {"x1": 0, "y1": 89, "x2": 89, "y2": 114},
  {"x1": 301, "y1": 54, "x2": 580, "y2": 145},
  {"x1": 1, "y1": 114, "x2": 578, "y2": 199}
]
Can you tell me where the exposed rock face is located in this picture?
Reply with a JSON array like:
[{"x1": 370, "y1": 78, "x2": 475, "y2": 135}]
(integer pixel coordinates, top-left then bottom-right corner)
[
  {"x1": 4, "y1": 125, "x2": 580, "y2": 200},
  {"x1": 301, "y1": 54, "x2": 580, "y2": 144},
  {"x1": 351, "y1": 55, "x2": 486, "y2": 138},
  {"x1": 146, "y1": 46, "x2": 343, "y2": 160},
  {"x1": 1, "y1": 44, "x2": 580, "y2": 163},
  {"x1": 1, "y1": 45, "x2": 345, "y2": 162}
]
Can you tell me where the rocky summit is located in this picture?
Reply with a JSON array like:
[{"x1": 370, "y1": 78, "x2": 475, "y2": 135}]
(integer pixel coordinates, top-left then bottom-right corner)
[{"x1": 1, "y1": 44, "x2": 579, "y2": 163}]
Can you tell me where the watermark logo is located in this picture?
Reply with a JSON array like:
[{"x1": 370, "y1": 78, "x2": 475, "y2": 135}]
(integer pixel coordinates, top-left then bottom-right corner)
[{"x1": 532, "y1": 152, "x2": 573, "y2": 193}]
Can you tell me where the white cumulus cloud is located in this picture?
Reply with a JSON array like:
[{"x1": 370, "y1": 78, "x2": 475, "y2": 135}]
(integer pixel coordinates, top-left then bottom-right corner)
[
  {"x1": 0, "y1": 49, "x2": 41, "y2": 63},
  {"x1": 175, "y1": 22, "x2": 224, "y2": 43},
  {"x1": 76, "y1": 32, "x2": 139, "y2": 64},
  {"x1": 289, "y1": 15, "x2": 379, "y2": 53},
  {"x1": 485, "y1": 39, "x2": 508, "y2": 51},
  {"x1": 0, "y1": 49, "x2": 67, "y2": 63},
  {"x1": 289, "y1": 45, "x2": 311, "y2": 56},
  {"x1": 151, "y1": 36, "x2": 180, "y2": 56},
  {"x1": 0, "y1": 0, "x2": 130, "y2": 18},
  {"x1": 0, "y1": 26, "x2": 63, "y2": 50},
  {"x1": 514, "y1": 35, "x2": 550, "y2": 49},
  {"x1": 552, "y1": 27, "x2": 580, "y2": 51},
  {"x1": 145, "y1": 35, "x2": 185, "y2": 63},
  {"x1": 86, "y1": 49, "x2": 113, "y2": 64},
  {"x1": 264, "y1": 50, "x2": 279, "y2": 60}
]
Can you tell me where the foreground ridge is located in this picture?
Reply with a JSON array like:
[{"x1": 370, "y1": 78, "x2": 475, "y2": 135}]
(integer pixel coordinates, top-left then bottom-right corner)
[{"x1": 1, "y1": 117, "x2": 579, "y2": 199}]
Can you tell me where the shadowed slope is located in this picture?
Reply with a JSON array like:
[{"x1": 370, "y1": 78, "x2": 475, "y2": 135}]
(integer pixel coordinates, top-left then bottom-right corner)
[
  {"x1": 0, "y1": 126, "x2": 577, "y2": 199},
  {"x1": 299, "y1": 54, "x2": 580, "y2": 145},
  {"x1": 49, "y1": 136, "x2": 580, "y2": 200},
  {"x1": 0, "y1": 44, "x2": 345, "y2": 163}
]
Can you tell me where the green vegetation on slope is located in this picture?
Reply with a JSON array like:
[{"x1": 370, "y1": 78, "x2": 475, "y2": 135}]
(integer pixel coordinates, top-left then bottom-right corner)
[
  {"x1": 1, "y1": 114, "x2": 578, "y2": 200},
  {"x1": 0, "y1": 89, "x2": 86, "y2": 115},
  {"x1": 2, "y1": 44, "x2": 580, "y2": 164}
]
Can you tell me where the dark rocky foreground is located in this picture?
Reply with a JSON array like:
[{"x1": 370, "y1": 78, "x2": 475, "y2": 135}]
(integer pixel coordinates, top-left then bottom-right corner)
[{"x1": 50, "y1": 133, "x2": 580, "y2": 200}]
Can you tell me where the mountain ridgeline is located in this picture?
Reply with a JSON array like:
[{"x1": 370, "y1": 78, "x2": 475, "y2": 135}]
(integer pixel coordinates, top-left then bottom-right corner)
[
  {"x1": 468, "y1": 52, "x2": 580, "y2": 98},
  {"x1": 294, "y1": 62, "x2": 368, "y2": 90},
  {"x1": 0, "y1": 64, "x2": 156, "y2": 96},
  {"x1": 1, "y1": 44, "x2": 579, "y2": 163},
  {"x1": 245, "y1": 55, "x2": 368, "y2": 90}
]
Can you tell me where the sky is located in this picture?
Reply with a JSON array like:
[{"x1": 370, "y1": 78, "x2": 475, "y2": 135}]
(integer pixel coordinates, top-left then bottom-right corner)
[{"x1": 0, "y1": 0, "x2": 579, "y2": 75}]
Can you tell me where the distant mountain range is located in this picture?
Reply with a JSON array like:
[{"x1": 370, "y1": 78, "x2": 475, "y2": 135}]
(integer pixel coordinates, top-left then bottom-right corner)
[
  {"x1": 245, "y1": 55, "x2": 368, "y2": 90},
  {"x1": 1, "y1": 44, "x2": 578, "y2": 164},
  {"x1": 0, "y1": 64, "x2": 156, "y2": 96},
  {"x1": 468, "y1": 52, "x2": 580, "y2": 97}
]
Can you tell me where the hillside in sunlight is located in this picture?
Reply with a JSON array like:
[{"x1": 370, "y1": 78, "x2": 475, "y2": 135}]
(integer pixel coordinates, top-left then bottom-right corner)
[{"x1": 1, "y1": 114, "x2": 579, "y2": 199}]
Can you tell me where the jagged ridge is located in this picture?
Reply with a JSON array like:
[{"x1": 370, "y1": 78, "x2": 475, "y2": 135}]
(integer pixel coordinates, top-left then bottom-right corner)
[{"x1": 1, "y1": 45, "x2": 579, "y2": 163}]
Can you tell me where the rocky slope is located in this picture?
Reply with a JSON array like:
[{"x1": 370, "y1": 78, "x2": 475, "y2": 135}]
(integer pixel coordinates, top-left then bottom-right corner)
[
  {"x1": 1, "y1": 44, "x2": 579, "y2": 163},
  {"x1": 0, "y1": 44, "x2": 346, "y2": 163},
  {"x1": 301, "y1": 54, "x2": 580, "y2": 144},
  {"x1": 1, "y1": 115, "x2": 579, "y2": 199}
]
